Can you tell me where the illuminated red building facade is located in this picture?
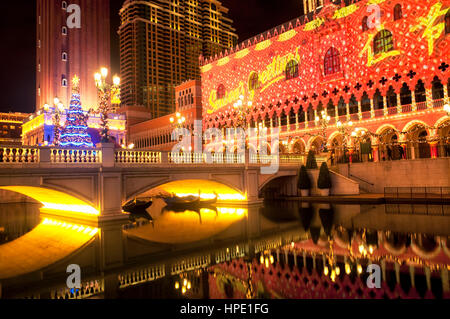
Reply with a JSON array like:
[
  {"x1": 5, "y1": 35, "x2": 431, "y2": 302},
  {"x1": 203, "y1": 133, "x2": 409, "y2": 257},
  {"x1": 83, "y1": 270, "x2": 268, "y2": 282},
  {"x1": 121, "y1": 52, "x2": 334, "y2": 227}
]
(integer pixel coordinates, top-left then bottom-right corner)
[{"x1": 201, "y1": 0, "x2": 450, "y2": 162}]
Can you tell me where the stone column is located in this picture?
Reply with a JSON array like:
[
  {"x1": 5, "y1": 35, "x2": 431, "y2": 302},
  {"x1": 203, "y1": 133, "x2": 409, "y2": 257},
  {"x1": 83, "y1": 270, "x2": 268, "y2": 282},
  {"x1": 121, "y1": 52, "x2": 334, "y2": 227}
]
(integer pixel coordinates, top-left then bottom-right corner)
[
  {"x1": 397, "y1": 92, "x2": 402, "y2": 113},
  {"x1": 372, "y1": 145, "x2": 379, "y2": 162},
  {"x1": 296, "y1": 111, "x2": 299, "y2": 130},
  {"x1": 411, "y1": 89, "x2": 417, "y2": 112},
  {"x1": 346, "y1": 102, "x2": 351, "y2": 121},
  {"x1": 358, "y1": 100, "x2": 362, "y2": 120},
  {"x1": 429, "y1": 141, "x2": 439, "y2": 159},
  {"x1": 383, "y1": 96, "x2": 388, "y2": 116},
  {"x1": 444, "y1": 82, "x2": 449, "y2": 105},
  {"x1": 370, "y1": 98, "x2": 375, "y2": 118},
  {"x1": 426, "y1": 88, "x2": 433, "y2": 109},
  {"x1": 335, "y1": 104, "x2": 339, "y2": 121}
]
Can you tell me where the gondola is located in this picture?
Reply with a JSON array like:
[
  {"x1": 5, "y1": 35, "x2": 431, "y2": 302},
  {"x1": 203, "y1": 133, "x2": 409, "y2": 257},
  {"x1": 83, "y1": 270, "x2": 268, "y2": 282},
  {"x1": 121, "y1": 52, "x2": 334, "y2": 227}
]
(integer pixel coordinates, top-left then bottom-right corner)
[
  {"x1": 122, "y1": 198, "x2": 153, "y2": 222},
  {"x1": 163, "y1": 191, "x2": 218, "y2": 207}
]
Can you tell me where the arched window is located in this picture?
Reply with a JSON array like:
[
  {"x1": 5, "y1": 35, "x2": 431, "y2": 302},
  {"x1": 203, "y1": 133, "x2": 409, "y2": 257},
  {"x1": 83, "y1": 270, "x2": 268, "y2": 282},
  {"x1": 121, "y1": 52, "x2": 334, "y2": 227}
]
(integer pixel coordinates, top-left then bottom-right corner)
[
  {"x1": 394, "y1": 4, "x2": 402, "y2": 20},
  {"x1": 362, "y1": 16, "x2": 369, "y2": 32},
  {"x1": 62, "y1": 1, "x2": 67, "y2": 10},
  {"x1": 217, "y1": 84, "x2": 226, "y2": 99},
  {"x1": 324, "y1": 47, "x2": 341, "y2": 75},
  {"x1": 62, "y1": 77, "x2": 68, "y2": 87},
  {"x1": 248, "y1": 72, "x2": 259, "y2": 91},
  {"x1": 373, "y1": 30, "x2": 394, "y2": 55},
  {"x1": 446, "y1": 10, "x2": 450, "y2": 34},
  {"x1": 62, "y1": 52, "x2": 67, "y2": 61},
  {"x1": 285, "y1": 60, "x2": 299, "y2": 80},
  {"x1": 62, "y1": 26, "x2": 68, "y2": 35}
]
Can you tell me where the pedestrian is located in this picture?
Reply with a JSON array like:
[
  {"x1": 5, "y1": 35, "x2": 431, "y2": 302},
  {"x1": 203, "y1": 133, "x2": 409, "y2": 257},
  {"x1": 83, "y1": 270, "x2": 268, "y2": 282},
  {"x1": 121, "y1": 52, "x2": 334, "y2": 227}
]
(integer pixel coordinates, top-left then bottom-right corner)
[
  {"x1": 387, "y1": 146, "x2": 392, "y2": 160},
  {"x1": 446, "y1": 138, "x2": 450, "y2": 158},
  {"x1": 398, "y1": 144, "x2": 405, "y2": 159}
]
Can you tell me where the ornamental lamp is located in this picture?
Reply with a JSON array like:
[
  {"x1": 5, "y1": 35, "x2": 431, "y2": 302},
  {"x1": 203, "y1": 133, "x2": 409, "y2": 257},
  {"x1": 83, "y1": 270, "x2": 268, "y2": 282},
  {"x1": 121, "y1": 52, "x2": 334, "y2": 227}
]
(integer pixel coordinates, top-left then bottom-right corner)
[
  {"x1": 113, "y1": 76, "x2": 120, "y2": 86},
  {"x1": 94, "y1": 73, "x2": 102, "y2": 83},
  {"x1": 444, "y1": 104, "x2": 450, "y2": 115},
  {"x1": 53, "y1": 97, "x2": 60, "y2": 105},
  {"x1": 100, "y1": 67, "x2": 108, "y2": 79}
]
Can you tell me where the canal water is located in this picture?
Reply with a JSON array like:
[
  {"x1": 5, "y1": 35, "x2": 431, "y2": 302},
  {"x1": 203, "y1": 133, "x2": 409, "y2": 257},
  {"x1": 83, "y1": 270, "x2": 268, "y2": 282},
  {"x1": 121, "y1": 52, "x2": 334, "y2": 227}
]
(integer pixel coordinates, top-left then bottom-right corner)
[{"x1": 0, "y1": 191, "x2": 449, "y2": 299}]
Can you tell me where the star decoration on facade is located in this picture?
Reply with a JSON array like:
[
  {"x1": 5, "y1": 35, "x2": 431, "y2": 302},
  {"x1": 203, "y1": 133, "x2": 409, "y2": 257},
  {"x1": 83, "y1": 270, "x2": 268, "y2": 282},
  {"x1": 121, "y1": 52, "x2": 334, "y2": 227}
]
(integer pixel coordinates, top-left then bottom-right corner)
[{"x1": 72, "y1": 75, "x2": 80, "y2": 87}]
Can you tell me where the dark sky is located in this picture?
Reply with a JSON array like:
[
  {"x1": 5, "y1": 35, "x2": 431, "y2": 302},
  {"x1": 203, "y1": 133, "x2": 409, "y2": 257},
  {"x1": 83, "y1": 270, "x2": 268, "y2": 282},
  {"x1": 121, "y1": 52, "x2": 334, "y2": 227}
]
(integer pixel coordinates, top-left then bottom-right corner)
[{"x1": 0, "y1": 0, "x2": 302, "y2": 114}]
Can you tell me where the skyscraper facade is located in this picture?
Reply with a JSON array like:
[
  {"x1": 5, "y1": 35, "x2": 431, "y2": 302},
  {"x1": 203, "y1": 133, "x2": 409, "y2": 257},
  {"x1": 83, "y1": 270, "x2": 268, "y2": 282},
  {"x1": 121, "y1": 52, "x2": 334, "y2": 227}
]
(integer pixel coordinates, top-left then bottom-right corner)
[
  {"x1": 119, "y1": 0, "x2": 238, "y2": 119},
  {"x1": 36, "y1": 0, "x2": 111, "y2": 112}
]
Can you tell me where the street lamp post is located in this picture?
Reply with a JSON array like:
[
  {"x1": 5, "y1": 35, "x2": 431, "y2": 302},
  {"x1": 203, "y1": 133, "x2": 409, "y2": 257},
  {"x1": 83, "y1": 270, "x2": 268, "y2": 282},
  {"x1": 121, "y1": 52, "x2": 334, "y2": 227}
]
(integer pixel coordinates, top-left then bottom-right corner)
[
  {"x1": 93, "y1": 68, "x2": 121, "y2": 143},
  {"x1": 315, "y1": 110, "x2": 331, "y2": 152},
  {"x1": 336, "y1": 120, "x2": 354, "y2": 162}
]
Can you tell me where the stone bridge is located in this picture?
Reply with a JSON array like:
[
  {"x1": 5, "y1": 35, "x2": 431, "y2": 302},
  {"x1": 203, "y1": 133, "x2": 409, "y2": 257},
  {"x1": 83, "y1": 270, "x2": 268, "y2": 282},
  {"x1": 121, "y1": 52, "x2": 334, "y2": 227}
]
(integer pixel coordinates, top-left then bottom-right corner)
[{"x1": 0, "y1": 143, "x2": 307, "y2": 224}]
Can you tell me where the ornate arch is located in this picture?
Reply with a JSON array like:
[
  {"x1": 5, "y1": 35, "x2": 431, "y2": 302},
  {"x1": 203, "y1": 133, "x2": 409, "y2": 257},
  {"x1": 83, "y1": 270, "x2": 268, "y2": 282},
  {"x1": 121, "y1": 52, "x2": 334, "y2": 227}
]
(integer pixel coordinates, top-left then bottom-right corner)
[
  {"x1": 401, "y1": 120, "x2": 430, "y2": 133},
  {"x1": 375, "y1": 124, "x2": 398, "y2": 135}
]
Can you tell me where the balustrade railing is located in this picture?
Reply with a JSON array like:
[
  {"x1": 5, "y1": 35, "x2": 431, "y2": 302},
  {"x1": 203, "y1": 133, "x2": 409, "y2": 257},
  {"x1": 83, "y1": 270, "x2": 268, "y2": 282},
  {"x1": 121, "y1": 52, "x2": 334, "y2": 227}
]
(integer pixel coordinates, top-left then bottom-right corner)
[
  {"x1": 116, "y1": 150, "x2": 161, "y2": 164},
  {"x1": 416, "y1": 101, "x2": 427, "y2": 110},
  {"x1": 374, "y1": 109, "x2": 384, "y2": 117},
  {"x1": 388, "y1": 107, "x2": 398, "y2": 115},
  {"x1": 0, "y1": 146, "x2": 39, "y2": 163},
  {"x1": 51, "y1": 148, "x2": 101, "y2": 164},
  {"x1": 361, "y1": 111, "x2": 371, "y2": 119},
  {"x1": 118, "y1": 264, "x2": 166, "y2": 289},
  {"x1": 402, "y1": 104, "x2": 412, "y2": 113},
  {"x1": 433, "y1": 99, "x2": 444, "y2": 108}
]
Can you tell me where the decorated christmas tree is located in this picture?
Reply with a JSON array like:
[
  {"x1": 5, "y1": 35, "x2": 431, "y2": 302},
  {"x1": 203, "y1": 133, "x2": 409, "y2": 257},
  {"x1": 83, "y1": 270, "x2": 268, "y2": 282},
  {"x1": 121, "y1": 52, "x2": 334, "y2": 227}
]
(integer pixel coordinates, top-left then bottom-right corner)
[{"x1": 59, "y1": 76, "x2": 94, "y2": 148}]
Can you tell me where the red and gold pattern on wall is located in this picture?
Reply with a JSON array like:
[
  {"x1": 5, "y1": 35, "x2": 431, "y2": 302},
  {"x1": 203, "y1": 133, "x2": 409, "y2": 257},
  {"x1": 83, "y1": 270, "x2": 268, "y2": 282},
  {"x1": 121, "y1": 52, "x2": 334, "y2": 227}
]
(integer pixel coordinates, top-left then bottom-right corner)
[{"x1": 201, "y1": 0, "x2": 450, "y2": 128}]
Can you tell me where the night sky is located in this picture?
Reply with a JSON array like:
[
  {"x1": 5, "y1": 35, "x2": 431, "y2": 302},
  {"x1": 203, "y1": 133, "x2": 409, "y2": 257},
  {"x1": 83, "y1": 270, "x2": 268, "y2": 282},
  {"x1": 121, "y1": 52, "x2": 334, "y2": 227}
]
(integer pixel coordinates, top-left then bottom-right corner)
[{"x1": 0, "y1": 0, "x2": 302, "y2": 114}]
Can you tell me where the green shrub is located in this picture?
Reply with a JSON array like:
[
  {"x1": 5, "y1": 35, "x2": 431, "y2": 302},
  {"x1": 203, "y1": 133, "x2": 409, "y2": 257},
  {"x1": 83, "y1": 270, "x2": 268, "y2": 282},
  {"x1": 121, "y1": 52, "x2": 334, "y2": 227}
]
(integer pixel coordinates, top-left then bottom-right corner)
[
  {"x1": 305, "y1": 150, "x2": 318, "y2": 169},
  {"x1": 297, "y1": 165, "x2": 311, "y2": 190},
  {"x1": 317, "y1": 162, "x2": 332, "y2": 189}
]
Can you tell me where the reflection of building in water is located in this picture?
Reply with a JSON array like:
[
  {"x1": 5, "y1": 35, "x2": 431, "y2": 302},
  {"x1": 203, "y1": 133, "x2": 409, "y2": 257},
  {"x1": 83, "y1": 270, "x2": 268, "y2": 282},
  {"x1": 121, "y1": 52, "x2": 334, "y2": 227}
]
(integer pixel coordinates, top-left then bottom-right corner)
[{"x1": 0, "y1": 203, "x2": 41, "y2": 244}]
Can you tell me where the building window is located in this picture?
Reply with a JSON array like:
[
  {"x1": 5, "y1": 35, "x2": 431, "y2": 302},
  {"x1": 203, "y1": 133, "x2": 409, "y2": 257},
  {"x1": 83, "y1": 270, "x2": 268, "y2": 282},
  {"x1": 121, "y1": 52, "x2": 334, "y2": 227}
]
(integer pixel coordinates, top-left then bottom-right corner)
[
  {"x1": 217, "y1": 84, "x2": 226, "y2": 99},
  {"x1": 394, "y1": 4, "x2": 402, "y2": 20},
  {"x1": 324, "y1": 47, "x2": 341, "y2": 75},
  {"x1": 248, "y1": 72, "x2": 259, "y2": 91},
  {"x1": 62, "y1": 1, "x2": 67, "y2": 10},
  {"x1": 373, "y1": 30, "x2": 394, "y2": 55},
  {"x1": 446, "y1": 10, "x2": 450, "y2": 34},
  {"x1": 62, "y1": 26, "x2": 68, "y2": 35},
  {"x1": 285, "y1": 60, "x2": 299, "y2": 80},
  {"x1": 62, "y1": 78, "x2": 68, "y2": 87},
  {"x1": 362, "y1": 16, "x2": 369, "y2": 31},
  {"x1": 62, "y1": 52, "x2": 67, "y2": 61}
]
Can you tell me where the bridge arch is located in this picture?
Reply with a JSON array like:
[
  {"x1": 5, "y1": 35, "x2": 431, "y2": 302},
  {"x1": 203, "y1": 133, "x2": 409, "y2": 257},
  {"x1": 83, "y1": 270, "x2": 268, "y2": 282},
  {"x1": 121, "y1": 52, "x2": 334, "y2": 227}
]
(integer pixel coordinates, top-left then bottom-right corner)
[
  {"x1": 0, "y1": 186, "x2": 99, "y2": 216},
  {"x1": 126, "y1": 179, "x2": 247, "y2": 202}
]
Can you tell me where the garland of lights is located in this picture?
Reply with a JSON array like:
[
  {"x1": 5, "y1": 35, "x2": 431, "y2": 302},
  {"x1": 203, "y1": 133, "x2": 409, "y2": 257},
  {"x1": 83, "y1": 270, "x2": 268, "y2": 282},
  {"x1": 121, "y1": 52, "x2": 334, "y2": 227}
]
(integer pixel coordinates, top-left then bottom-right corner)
[{"x1": 59, "y1": 76, "x2": 94, "y2": 148}]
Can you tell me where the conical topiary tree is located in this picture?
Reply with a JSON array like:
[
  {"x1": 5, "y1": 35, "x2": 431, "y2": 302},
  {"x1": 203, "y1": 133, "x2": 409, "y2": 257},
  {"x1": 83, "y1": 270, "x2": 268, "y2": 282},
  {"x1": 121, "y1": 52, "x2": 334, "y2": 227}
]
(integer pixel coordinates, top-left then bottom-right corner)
[
  {"x1": 317, "y1": 162, "x2": 332, "y2": 189},
  {"x1": 305, "y1": 150, "x2": 318, "y2": 169},
  {"x1": 297, "y1": 165, "x2": 311, "y2": 190}
]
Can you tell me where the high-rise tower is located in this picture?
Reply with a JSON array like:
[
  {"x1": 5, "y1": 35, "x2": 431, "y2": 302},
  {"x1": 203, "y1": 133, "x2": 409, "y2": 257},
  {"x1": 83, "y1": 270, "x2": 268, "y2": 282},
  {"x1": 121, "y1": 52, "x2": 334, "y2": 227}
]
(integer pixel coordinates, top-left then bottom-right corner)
[
  {"x1": 36, "y1": 0, "x2": 111, "y2": 112},
  {"x1": 119, "y1": 0, "x2": 238, "y2": 119}
]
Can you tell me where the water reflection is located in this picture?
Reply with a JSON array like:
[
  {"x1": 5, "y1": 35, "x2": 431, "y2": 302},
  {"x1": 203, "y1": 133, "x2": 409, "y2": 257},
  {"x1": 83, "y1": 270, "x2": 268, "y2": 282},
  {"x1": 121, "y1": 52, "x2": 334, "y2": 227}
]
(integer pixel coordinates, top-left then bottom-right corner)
[
  {"x1": 0, "y1": 202, "x2": 41, "y2": 245},
  {"x1": 124, "y1": 198, "x2": 247, "y2": 244},
  {"x1": 0, "y1": 197, "x2": 449, "y2": 300}
]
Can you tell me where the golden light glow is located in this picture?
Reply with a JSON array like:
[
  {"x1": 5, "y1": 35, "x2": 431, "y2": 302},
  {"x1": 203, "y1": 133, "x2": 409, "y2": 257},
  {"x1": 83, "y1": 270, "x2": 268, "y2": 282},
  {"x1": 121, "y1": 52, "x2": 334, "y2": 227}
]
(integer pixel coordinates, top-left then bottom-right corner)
[
  {"x1": 357, "y1": 264, "x2": 363, "y2": 274},
  {"x1": 235, "y1": 48, "x2": 250, "y2": 59},
  {"x1": 217, "y1": 57, "x2": 230, "y2": 66},
  {"x1": 71, "y1": 75, "x2": 80, "y2": 87},
  {"x1": 345, "y1": 263, "x2": 351, "y2": 275},
  {"x1": 324, "y1": 266, "x2": 329, "y2": 276},
  {"x1": 101, "y1": 67, "x2": 108, "y2": 78},
  {"x1": 255, "y1": 40, "x2": 272, "y2": 51},
  {"x1": 0, "y1": 186, "x2": 99, "y2": 216},
  {"x1": 153, "y1": 180, "x2": 247, "y2": 202},
  {"x1": 175, "y1": 282, "x2": 180, "y2": 289},
  {"x1": 125, "y1": 203, "x2": 247, "y2": 244},
  {"x1": 278, "y1": 30, "x2": 297, "y2": 42},
  {"x1": 0, "y1": 217, "x2": 97, "y2": 279},
  {"x1": 94, "y1": 73, "x2": 102, "y2": 82},
  {"x1": 113, "y1": 76, "x2": 121, "y2": 86}
]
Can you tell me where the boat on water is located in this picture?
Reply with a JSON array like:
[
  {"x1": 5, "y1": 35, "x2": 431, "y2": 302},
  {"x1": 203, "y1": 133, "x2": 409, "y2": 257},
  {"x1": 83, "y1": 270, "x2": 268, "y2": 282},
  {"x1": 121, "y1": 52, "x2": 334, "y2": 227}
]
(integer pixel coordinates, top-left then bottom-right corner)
[
  {"x1": 122, "y1": 198, "x2": 153, "y2": 222},
  {"x1": 163, "y1": 191, "x2": 218, "y2": 207}
]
